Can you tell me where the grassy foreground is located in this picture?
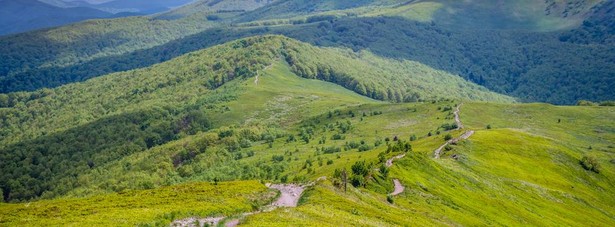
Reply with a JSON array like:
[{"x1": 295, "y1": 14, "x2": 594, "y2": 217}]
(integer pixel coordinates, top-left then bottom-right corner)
[{"x1": 0, "y1": 181, "x2": 274, "y2": 226}]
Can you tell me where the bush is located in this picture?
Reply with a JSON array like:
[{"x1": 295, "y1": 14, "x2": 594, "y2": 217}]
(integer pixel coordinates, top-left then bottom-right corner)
[
  {"x1": 323, "y1": 146, "x2": 341, "y2": 154},
  {"x1": 350, "y1": 175, "x2": 365, "y2": 187},
  {"x1": 379, "y1": 164, "x2": 389, "y2": 178},
  {"x1": 331, "y1": 134, "x2": 345, "y2": 140},
  {"x1": 272, "y1": 155, "x2": 285, "y2": 163},
  {"x1": 344, "y1": 141, "x2": 361, "y2": 150},
  {"x1": 358, "y1": 144, "x2": 372, "y2": 152},
  {"x1": 580, "y1": 156, "x2": 601, "y2": 173},
  {"x1": 351, "y1": 161, "x2": 369, "y2": 177},
  {"x1": 440, "y1": 123, "x2": 458, "y2": 131},
  {"x1": 444, "y1": 134, "x2": 453, "y2": 141},
  {"x1": 387, "y1": 195, "x2": 394, "y2": 204}
]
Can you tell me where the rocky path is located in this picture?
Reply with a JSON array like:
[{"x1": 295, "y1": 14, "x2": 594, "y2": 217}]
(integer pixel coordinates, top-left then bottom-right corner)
[
  {"x1": 171, "y1": 183, "x2": 305, "y2": 227},
  {"x1": 434, "y1": 103, "x2": 474, "y2": 159}
]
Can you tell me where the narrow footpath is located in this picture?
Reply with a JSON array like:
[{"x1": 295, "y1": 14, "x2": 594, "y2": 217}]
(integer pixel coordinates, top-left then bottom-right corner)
[{"x1": 434, "y1": 103, "x2": 475, "y2": 159}]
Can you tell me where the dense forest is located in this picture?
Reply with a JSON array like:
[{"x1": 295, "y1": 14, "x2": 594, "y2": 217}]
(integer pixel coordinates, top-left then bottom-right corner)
[{"x1": 1, "y1": 15, "x2": 613, "y2": 104}]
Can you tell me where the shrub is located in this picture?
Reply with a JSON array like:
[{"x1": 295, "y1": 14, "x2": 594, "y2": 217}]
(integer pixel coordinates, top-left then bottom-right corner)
[
  {"x1": 444, "y1": 134, "x2": 453, "y2": 141},
  {"x1": 272, "y1": 155, "x2": 285, "y2": 163},
  {"x1": 580, "y1": 156, "x2": 601, "y2": 173},
  {"x1": 331, "y1": 134, "x2": 345, "y2": 140},
  {"x1": 440, "y1": 123, "x2": 458, "y2": 131},
  {"x1": 323, "y1": 146, "x2": 341, "y2": 154},
  {"x1": 379, "y1": 164, "x2": 389, "y2": 178},
  {"x1": 286, "y1": 134, "x2": 296, "y2": 143},
  {"x1": 350, "y1": 175, "x2": 365, "y2": 187},
  {"x1": 344, "y1": 141, "x2": 361, "y2": 150},
  {"x1": 358, "y1": 144, "x2": 372, "y2": 152},
  {"x1": 486, "y1": 124, "x2": 492, "y2": 129},
  {"x1": 386, "y1": 195, "x2": 394, "y2": 204},
  {"x1": 351, "y1": 161, "x2": 369, "y2": 177}
]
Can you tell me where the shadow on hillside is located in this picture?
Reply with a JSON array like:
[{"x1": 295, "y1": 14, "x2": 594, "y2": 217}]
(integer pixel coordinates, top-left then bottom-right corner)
[
  {"x1": 0, "y1": 107, "x2": 201, "y2": 202},
  {"x1": 2, "y1": 16, "x2": 614, "y2": 104}
]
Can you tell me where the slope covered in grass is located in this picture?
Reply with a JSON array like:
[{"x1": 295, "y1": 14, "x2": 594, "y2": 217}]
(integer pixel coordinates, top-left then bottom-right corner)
[
  {"x1": 241, "y1": 105, "x2": 615, "y2": 226},
  {"x1": 0, "y1": 35, "x2": 509, "y2": 202},
  {"x1": 0, "y1": 181, "x2": 275, "y2": 226}
]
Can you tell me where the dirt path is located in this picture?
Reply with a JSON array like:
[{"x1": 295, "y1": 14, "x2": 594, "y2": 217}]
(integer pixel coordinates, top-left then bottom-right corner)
[
  {"x1": 255, "y1": 64, "x2": 274, "y2": 86},
  {"x1": 391, "y1": 179, "x2": 404, "y2": 196},
  {"x1": 265, "y1": 184, "x2": 305, "y2": 208},
  {"x1": 171, "y1": 183, "x2": 305, "y2": 227},
  {"x1": 434, "y1": 103, "x2": 474, "y2": 159},
  {"x1": 386, "y1": 154, "x2": 406, "y2": 167},
  {"x1": 453, "y1": 103, "x2": 464, "y2": 129},
  {"x1": 385, "y1": 153, "x2": 407, "y2": 196}
]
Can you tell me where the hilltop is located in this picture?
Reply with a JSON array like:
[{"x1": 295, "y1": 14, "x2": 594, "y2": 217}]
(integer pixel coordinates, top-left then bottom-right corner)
[
  {"x1": 0, "y1": 0, "x2": 613, "y2": 104},
  {"x1": 0, "y1": 35, "x2": 512, "y2": 202}
]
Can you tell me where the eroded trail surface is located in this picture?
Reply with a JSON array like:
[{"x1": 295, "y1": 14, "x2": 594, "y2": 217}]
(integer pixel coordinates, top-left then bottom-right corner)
[
  {"x1": 267, "y1": 184, "x2": 305, "y2": 208},
  {"x1": 434, "y1": 103, "x2": 474, "y2": 159},
  {"x1": 171, "y1": 184, "x2": 305, "y2": 227},
  {"x1": 386, "y1": 154, "x2": 406, "y2": 167},
  {"x1": 391, "y1": 179, "x2": 404, "y2": 196},
  {"x1": 386, "y1": 152, "x2": 407, "y2": 196}
]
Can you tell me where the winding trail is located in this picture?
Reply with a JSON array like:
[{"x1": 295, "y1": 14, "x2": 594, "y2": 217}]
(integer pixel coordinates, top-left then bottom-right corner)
[
  {"x1": 434, "y1": 103, "x2": 475, "y2": 159},
  {"x1": 171, "y1": 183, "x2": 306, "y2": 227},
  {"x1": 386, "y1": 154, "x2": 406, "y2": 168},
  {"x1": 386, "y1": 154, "x2": 406, "y2": 196}
]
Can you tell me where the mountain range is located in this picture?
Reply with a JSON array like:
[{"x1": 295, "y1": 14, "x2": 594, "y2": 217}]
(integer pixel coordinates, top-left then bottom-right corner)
[{"x1": 0, "y1": 0, "x2": 614, "y2": 226}]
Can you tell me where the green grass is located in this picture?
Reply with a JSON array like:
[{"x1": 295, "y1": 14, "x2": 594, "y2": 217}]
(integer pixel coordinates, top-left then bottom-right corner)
[
  {"x1": 362, "y1": 1, "x2": 444, "y2": 22},
  {"x1": 0, "y1": 181, "x2": 274, "y2": 226},
  {"x1": 1, "y1": 34, "x2": 614, "y2": 226},
  {"x1": 240, "y1": 126, "x2": 615, "y2": 226}
]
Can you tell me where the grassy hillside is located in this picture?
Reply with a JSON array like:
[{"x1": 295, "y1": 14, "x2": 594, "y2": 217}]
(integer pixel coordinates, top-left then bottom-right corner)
[
  {"x1": 3, "y1": 100, "x2": 612, "y2": 225},
  {"x1": 0, "y1": 35, "x2": 612, "y2": 223},
  {"x1": 0, "y1": 35, "x2": 511, "y2": 202},
  {"x1": 239, "y1": 103, "x2": 615, "y2": 226},
  {"x1": 0, "y1": 181, "x2": 275, "y2": 226}
]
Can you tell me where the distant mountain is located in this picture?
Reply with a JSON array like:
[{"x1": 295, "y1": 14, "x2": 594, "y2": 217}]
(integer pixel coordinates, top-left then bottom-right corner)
[
  {"x1": 93, "y1": 0, "x2": 194, "y2": 14},
  {"x1": 0, "y1": 0, "x2": 613, "y2": 104},
  {"x1": 156, "y1": 0, "x2": 276, "y2": 20},
  {"x1": 39, "y1": 0, "x2": 194, "y2": 14},
  {"x1": 0, "y1": 0, "x2": 115, "y2": 36}
]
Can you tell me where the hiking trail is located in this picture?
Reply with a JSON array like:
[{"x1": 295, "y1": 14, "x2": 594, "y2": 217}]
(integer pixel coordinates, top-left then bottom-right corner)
[{"x1": 434, "y1": 103, "x2": 475, "y2": 159}]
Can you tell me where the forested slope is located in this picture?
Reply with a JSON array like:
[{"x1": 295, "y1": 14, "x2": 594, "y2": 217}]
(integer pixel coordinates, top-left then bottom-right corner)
[
  {"x1": 0, "y1": 0, "x2": 613, "y2": 104},
  {"x1": 0, "y1": 36, "x2": 511, "y2": 202}
]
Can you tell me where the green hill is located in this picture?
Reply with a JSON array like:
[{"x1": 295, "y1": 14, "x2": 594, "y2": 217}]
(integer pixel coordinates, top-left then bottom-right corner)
[
  {"x1": 1, "y1": 91, "x2": 613, "y2": 225},
  {"x1": 0, "y1": 35, "x2": 512, "y2": 202},
  {"x1": 0, "y1": 1, "x2": 614, "y2": 226},
  {"x1": 0, "y1": 0, "x2": 613, "y2": 104}
]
